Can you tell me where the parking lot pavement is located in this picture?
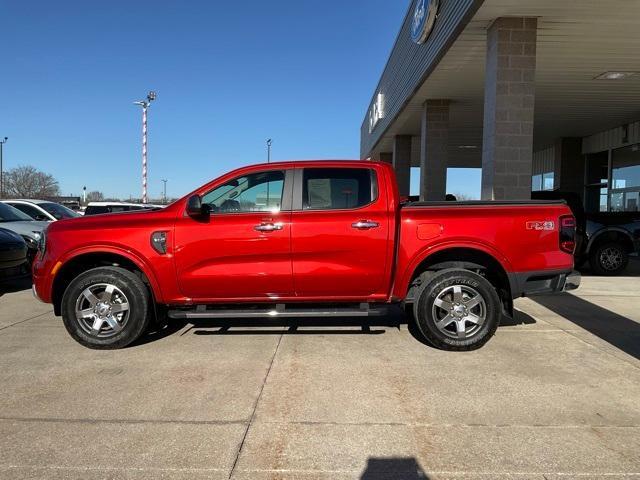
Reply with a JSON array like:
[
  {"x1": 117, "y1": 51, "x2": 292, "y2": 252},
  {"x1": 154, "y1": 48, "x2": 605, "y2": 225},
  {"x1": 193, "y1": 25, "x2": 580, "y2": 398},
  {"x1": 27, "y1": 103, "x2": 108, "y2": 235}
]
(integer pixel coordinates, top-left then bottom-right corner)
[{"x1": 0, "y1": 274, "x2": 639, "y2": 479}]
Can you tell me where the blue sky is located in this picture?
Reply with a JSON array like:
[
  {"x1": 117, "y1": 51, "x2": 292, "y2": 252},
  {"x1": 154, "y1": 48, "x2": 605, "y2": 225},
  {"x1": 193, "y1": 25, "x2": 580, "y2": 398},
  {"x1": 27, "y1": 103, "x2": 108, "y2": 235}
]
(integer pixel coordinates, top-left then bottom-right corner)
[{"x1": 2, "y1": 0, "x2": 480, "y2": 200}]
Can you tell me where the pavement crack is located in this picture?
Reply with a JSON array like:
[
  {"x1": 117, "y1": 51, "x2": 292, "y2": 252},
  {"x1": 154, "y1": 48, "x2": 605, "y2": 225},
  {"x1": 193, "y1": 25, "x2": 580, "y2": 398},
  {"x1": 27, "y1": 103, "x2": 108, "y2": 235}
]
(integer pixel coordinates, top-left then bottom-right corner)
[
  {"x1": 0, "y1": 311, "x2": 53, "y2": 333},
  {"x1": 0, "y1": 416, "x2": 248, "y2": 426},
  {"x1": 228, "y1": 332, "x2": 283, "y2": 479}
]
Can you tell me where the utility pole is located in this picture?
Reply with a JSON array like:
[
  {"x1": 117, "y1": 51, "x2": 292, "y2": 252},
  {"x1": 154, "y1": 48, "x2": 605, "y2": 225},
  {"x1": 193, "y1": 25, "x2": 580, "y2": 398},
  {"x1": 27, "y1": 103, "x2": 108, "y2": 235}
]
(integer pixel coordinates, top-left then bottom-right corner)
[
  {"x1": 133, "y1": 91, "x2": 157, "y2": 204},
  {"x1": 267, "y1": 138, "x2": 272, "y2": 163},
  {"x1": 0, "y1": 137, "x2": 7, "y2": 199},
  {"x1": 161, "y1": 179, "x2": 168, "y2": 204}
]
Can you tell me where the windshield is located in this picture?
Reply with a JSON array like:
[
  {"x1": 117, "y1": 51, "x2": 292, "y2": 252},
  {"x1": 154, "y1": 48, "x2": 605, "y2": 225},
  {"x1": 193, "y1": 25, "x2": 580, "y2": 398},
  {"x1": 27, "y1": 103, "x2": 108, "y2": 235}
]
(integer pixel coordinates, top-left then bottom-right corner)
[
  {"x1": 39, "y1": 202, "x2": 79, "y2": 219},
  {"x1": 0, "y1": 202, "x2": 34, "y2": 222}
]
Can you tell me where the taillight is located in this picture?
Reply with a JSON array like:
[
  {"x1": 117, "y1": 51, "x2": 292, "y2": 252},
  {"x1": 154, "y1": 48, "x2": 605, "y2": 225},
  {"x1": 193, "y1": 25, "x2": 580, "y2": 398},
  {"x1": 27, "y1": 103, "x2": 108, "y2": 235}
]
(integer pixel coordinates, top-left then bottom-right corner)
[{"x1": 559, "y1": 215, "x2": 576, "y2": 254}]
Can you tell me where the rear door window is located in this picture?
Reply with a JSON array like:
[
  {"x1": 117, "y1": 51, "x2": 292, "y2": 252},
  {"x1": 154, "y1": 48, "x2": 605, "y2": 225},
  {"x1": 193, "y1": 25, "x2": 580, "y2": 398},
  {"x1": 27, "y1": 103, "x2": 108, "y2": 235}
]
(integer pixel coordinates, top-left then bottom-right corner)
[{"x1": 302, "y1": 168, "x2": 377, "y2": 210}]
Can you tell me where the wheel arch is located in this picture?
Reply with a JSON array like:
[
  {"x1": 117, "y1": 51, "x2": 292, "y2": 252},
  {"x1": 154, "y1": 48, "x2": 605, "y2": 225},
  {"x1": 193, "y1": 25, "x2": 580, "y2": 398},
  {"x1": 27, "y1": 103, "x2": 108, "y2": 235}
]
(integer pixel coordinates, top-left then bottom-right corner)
[
  {"x1": 402, "y1": 246, "x2": 513, "y2": 316},
  {"x1": 587, "y1": 227, "x2": 635, "y2": 254},
  {"x1": 52, "y1": 248, "x2": 161, "y2": 316}
]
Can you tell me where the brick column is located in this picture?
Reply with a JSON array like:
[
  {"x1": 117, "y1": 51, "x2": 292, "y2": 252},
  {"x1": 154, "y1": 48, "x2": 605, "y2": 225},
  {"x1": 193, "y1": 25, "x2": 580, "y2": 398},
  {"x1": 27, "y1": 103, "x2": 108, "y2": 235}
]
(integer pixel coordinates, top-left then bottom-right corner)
[
  {"x1": 420, "y1": 100, "x2": 449, "y2": 201},
  {"x1": 393, "y1": 136, "x2": 412, "y2": 196},
  {"x1": 481, "y1": 17, "x2": 537, "y2": 200}
]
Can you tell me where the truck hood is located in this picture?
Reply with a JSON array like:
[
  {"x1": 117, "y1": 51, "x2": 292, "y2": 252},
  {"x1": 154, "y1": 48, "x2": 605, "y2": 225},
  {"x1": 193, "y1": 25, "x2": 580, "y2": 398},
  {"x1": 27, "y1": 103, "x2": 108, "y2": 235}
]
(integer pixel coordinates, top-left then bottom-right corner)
[{"x1": 48, "y1": 207, "x2": 172, "y2": 234}]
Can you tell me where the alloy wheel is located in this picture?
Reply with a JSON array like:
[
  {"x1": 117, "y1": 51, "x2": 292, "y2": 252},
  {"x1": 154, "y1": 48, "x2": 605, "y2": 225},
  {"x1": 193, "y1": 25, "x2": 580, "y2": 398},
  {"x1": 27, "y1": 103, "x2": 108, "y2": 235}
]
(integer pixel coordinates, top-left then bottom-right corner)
[
  {"x1": 431, "y1": 284, "x2": 487, "y2": 339},
  {"x1": 75, "y1": 283, "x2": 130, "y2": 338}
]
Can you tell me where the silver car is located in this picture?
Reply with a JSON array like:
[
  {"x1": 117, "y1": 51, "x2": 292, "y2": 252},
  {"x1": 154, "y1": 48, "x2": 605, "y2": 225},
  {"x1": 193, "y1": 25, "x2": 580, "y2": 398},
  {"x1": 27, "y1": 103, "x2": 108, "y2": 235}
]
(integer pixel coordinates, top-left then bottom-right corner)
[{"x1": 0, "y1": 202, "x2": 48, "y2": 263}]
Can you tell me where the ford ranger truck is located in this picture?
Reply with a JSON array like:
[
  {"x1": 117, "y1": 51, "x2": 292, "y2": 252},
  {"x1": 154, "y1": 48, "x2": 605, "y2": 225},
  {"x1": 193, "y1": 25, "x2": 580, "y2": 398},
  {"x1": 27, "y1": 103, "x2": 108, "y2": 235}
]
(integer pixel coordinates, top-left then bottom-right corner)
[{"x1": 32, "y1": 161, "x2": 580, "y2": 351}]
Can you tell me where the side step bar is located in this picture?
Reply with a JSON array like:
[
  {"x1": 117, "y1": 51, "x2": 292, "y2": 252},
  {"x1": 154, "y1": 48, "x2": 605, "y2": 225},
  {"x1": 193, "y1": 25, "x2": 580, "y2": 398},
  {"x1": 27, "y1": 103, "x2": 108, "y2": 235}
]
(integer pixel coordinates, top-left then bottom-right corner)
[{"x1": 168, "y1": 303, "x2": 389, "y2": 320}]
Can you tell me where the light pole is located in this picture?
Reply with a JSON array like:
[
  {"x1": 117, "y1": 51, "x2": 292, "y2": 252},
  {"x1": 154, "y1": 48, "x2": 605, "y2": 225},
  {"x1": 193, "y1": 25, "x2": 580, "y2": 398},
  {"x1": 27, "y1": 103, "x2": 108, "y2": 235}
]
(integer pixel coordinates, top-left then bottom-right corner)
[
  {"x1": 133, "y1": 91, "x2": 157, "y2": 204},
  {"x1": 266, "y1": 138, "x2": 272, "y2": 163},
  {"x1": 161, "y1": 179, "x2": 168, "y2": 204},
  {"x1": 0, "y1": 137, "x2": 7, "y2": 199}
]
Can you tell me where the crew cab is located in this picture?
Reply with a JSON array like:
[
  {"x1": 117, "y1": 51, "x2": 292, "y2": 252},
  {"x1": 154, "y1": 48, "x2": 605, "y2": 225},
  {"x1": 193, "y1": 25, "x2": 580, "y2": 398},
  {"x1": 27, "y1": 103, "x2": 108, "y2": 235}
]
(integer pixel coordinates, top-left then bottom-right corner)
[{"x1": 32, "y1": 161, "x2": 580, "y2": 351}]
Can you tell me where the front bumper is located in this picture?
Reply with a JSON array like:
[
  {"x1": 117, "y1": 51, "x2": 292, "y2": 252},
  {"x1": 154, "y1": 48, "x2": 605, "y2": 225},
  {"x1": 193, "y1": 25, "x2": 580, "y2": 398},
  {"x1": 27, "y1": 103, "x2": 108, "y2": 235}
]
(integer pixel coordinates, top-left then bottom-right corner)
[{"x1": 510, "y1": 270, "x2": 581, "y2": 297}]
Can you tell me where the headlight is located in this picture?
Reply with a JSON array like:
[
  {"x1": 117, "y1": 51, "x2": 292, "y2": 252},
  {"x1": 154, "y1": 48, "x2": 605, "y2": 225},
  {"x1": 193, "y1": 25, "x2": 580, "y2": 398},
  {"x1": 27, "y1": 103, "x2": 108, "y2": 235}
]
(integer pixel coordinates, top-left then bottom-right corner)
[{"x1": 37, "y1": 229, "x2": 46, "y2": 255}]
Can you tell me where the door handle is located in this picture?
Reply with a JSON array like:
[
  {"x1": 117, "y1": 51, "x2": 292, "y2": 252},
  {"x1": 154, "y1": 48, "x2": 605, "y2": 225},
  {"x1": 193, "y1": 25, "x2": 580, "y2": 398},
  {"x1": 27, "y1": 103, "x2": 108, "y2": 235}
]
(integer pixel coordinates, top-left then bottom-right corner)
[
  {"x1": 254, "y1": 222, "x2": 283, "y2": 232},
  {"x1": 351, "y1": 220, "x2": 379, "y2": 230}
]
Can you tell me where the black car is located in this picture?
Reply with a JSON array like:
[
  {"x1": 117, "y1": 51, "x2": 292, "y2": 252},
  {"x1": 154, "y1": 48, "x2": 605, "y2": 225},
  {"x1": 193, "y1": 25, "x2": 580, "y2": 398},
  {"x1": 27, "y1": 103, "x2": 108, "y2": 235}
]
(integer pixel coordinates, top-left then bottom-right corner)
[
  {"x1": 0, "y1": 227, "x2": 29, "y2": 284},
  {"x1": 532, "y1": 191, "x2": 640, "y2": 275}
]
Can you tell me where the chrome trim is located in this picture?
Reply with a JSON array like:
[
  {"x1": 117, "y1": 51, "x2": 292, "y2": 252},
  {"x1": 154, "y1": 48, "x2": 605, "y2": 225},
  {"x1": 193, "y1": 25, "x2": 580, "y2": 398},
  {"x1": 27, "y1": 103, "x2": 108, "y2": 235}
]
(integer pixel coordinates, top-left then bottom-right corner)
[
  {"x1": 254, "y1": 223, "x2": 283, "y2": 232},
  {"x1": 351, "y1": 220, "x2": 379, "y2": 230},
  {"x1": 32, "y1": 284, "x2": 45, "y2": 303},
  {"x1": 563, "y1": 271, "x2": 581, "y2": 292}
]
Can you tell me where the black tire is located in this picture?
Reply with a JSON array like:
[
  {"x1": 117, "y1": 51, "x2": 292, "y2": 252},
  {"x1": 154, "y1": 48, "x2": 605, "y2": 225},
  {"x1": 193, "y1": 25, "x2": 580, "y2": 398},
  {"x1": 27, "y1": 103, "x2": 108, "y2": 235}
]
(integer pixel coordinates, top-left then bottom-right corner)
[
  {"x1": 589, "y1": 242, "x2": 629, "y2": 276},
  {"x1": 412, "y1": 269, "x2": 500, "y2": 351},
  {"x1": 61, "y1": 266, "x2": 150, "y2": 349}
]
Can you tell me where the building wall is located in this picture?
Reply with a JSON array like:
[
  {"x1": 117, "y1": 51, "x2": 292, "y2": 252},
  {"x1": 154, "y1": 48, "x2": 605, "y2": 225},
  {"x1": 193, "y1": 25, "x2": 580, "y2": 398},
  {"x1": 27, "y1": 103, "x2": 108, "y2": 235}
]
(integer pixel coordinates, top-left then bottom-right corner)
[
  {"x1": 582, "y1": 121, "x2": 640, "y2": 154},
  {"x1": 532, "y1": 146, "x2": 554, "y2": 175},
  {"x1": 360, "y1": 0, "x2": 483, "y2": 158}
]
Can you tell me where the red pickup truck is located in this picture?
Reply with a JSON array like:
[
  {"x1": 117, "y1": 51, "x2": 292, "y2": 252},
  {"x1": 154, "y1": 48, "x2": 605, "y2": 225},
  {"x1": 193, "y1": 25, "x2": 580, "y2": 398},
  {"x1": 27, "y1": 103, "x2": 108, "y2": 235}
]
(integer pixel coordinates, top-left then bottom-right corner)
[{"x1": 32, "y1": 161, "x2": 579, "y2": 351}]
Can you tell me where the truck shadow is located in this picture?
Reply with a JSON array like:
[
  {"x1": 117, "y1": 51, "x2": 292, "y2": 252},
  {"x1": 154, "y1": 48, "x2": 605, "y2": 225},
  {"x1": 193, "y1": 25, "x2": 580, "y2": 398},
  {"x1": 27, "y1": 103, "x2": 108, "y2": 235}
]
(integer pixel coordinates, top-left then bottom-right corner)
[
  {"x1": 533, "y1": 293, "x2": 640, "y2": 360},
  {"x1": 360, "y1": 457, "x2": 430, "y2": 479},
  {"x1": 133, "y1": 307, "x2": 536, "y2": 348}
]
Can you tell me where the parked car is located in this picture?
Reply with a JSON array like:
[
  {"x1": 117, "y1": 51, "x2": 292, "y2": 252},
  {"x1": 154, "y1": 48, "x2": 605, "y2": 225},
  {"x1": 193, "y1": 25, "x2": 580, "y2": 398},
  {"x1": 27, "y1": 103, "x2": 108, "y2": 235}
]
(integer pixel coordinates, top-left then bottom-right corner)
[
  {"x1": 32, "y1": 161, "x2": 579, "y2": 351},
  {"x1": 2, "y1": 199, "x2": 79, "y2": 222},
  {"x1": 84, "y1": 202, "x2": 160, "y2": 216},
  {"x1": 0, "y1": 227, "x2": 29, "y2": 284},
  {"x1": 532, "y1": 191, "x2": 640, "y2": 275},
  {"x1": 0, "y1": 202, "x2": 48, "y2": 264}
]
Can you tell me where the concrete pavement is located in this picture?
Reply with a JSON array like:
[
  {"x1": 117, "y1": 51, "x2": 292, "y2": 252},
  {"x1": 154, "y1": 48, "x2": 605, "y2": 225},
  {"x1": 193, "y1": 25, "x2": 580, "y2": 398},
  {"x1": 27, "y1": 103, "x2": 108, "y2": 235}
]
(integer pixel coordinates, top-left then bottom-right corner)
[{"x1": 0, "y1": 269, "x2": 639, "y2": 479}]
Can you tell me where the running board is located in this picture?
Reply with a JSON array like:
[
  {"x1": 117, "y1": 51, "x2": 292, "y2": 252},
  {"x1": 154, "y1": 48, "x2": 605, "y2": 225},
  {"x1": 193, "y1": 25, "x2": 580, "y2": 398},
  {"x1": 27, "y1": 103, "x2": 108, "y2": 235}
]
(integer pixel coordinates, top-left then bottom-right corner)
[{"x1": 167, "y1": 303, "x2": 389, "y2": 320}]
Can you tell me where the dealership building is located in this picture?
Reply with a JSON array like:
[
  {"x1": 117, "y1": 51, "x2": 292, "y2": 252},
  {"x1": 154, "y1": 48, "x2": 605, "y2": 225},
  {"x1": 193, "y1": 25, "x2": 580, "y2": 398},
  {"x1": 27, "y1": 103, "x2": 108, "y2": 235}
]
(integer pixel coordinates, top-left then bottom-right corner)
[{"x1": 361, "y1": 0, "x2": 640, "y2": 212}]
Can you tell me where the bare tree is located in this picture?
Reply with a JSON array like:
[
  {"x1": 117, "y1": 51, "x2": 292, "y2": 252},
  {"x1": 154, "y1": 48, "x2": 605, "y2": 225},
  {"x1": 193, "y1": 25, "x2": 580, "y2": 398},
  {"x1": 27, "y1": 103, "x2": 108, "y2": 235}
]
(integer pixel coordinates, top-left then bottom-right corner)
[
  {"x1": 86, "y1": 191, "x2": 104, "y2": 202},
  {"x1": 451, "y1": 192, "x2": 477, "y2": 201},
  {"x1": 4, "y1": 165, "x2": 60, "y2": 199}
]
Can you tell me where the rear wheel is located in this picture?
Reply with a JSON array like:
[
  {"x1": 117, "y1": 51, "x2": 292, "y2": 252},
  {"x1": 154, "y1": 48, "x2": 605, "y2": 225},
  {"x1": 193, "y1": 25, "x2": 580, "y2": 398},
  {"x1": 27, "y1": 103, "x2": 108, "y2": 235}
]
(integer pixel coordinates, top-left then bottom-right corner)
[
  {"x1": 61, "y1": 267, "x2": 150, "y2": 349},
  {"x1": 413, "y1": 269, "x2": 500, "y2": 351},
  {"x1": 589, "y1": 242, "x2": 628, "y2": 276}
]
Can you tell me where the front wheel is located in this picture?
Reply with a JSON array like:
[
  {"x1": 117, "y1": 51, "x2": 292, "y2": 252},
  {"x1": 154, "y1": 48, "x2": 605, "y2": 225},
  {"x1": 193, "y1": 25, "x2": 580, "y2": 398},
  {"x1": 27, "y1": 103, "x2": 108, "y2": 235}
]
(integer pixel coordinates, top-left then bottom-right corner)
[
  {"x1": 61, "y1": 267, "x2": 150, "y2": 349},
  {"x1": 413, "y1": 269, "x2": 501, "y2": 351}
]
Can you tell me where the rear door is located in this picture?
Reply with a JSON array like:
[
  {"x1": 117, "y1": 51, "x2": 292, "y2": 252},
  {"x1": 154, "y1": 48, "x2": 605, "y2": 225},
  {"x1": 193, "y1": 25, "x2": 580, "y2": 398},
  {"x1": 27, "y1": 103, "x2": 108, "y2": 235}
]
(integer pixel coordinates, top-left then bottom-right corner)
[{"x1": 290, "y1": 166, "x2": 390, "y2": 299}]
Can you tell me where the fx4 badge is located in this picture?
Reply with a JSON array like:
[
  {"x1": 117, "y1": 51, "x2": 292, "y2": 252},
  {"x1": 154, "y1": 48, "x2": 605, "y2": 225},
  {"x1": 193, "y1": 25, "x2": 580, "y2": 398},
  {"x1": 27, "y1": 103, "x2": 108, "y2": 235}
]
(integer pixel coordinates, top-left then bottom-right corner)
[{"x1": 526, "y1": 220, "x2": 555, "y2": 231}]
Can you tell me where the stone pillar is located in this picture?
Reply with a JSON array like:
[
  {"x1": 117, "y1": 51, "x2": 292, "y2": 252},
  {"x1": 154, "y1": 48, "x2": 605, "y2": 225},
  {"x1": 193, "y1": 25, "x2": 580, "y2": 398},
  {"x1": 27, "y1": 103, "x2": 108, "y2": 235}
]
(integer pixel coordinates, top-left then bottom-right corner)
[
  {"x1": 420, "y1": 100, "x2": 449, "y2": 201},
  {"x1": 379, "y1": 152, "x2": 393, "y2": 164},
  {"x1": 393, "y1": 136, "x2": 412, "y2": 196},
  {"x1": 481, "y1": 17, "x2": 537, "y2": 200}
]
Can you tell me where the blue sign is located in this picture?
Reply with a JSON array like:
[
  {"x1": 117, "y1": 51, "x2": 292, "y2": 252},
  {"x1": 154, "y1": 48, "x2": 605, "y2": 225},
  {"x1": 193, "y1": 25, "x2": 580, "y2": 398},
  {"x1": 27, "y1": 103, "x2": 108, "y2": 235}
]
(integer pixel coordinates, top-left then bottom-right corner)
[{"x1": 411, "y1": 0, "x2": 439, "y2": 44}]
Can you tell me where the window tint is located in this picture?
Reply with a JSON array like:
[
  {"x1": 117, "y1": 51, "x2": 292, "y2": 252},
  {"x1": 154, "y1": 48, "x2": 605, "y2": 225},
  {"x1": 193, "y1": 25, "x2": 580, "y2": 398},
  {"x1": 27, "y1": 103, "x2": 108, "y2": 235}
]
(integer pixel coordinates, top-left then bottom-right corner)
[
  {"x1": 10, "y1": 203, "x2": 43, "y2": 220},
  {"x1": 202, "y1": 170, "x2": 285, "y2": 213},
  {"x1": 39, "y1": 202, "x2": 79, "y2": 219},
  {"x1": 302, "y1": 168, "x2": 376, "y2": 210},
  {"x1": 84, "y1": 206, "x2": 108, "y2": 215}
]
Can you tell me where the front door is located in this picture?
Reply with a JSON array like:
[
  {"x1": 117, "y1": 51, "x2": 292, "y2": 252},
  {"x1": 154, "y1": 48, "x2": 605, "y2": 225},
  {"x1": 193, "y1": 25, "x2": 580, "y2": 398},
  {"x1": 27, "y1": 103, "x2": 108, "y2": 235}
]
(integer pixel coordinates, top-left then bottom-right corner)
[
  {"x1": 290, "y1": 166, "x2": 390, "y2": 298},
  {"x1": 174, "y1": 169, "x2": 293, "y2": 301}
]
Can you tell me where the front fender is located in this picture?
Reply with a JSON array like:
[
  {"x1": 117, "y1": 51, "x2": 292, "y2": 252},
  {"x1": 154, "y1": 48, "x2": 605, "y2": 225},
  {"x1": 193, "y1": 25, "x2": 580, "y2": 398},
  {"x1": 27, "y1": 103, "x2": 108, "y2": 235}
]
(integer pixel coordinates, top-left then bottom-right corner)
[{"x1": 57, "y1": 244, "x2": 165, "y2": 303}]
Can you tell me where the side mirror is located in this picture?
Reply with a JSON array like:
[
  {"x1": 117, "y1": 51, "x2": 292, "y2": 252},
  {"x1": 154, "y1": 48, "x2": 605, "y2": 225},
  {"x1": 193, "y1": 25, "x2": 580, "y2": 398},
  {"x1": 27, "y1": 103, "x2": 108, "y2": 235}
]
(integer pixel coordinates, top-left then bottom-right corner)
[{"x1": 186, "y1": 195, "x2": 210, "y2": 218}]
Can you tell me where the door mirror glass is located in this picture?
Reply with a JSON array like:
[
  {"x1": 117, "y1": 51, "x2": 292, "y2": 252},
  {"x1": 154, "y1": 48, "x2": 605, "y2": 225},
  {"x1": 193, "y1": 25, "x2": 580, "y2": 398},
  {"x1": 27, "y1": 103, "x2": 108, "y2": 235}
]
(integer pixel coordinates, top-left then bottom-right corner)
[{"x1": 186, "y1": 194, "x2": 209, "y2": 218}]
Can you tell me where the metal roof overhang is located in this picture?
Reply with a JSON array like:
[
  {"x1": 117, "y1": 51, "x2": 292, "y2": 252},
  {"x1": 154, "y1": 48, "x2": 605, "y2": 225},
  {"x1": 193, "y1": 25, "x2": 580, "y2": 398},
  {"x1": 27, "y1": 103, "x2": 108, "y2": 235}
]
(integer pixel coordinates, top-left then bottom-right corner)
[{"x1": 363, "y1": 0, "x2": 640, "y2": 168}]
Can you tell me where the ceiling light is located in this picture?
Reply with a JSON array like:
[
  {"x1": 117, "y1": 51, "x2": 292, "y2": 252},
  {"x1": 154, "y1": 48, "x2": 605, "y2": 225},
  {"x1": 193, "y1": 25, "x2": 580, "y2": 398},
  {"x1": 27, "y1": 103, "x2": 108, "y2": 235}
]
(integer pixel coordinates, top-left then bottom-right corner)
[{"x1": 594, "y1": 71, "x2": 638, "y2": 80}]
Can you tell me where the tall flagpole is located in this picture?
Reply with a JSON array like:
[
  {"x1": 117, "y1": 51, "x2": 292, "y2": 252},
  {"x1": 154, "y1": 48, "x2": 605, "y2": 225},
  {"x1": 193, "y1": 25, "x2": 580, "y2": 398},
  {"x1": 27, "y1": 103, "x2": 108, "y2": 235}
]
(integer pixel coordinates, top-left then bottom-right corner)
[{"x1": 134, "y1": 91, "x2": 156, "y2": 204}]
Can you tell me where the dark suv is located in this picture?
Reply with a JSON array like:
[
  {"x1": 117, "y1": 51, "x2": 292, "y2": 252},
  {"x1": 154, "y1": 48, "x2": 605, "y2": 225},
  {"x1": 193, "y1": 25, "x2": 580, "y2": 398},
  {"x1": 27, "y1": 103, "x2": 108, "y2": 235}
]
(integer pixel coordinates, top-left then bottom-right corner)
[{"x1": 533, "y1": 191, "x2": 639, "y2": 275}]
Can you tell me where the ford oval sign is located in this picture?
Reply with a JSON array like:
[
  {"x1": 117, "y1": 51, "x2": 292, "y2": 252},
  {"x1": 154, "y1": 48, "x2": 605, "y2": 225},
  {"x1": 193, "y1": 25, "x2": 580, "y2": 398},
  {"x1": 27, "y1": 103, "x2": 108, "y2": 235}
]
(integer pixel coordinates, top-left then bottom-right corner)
[{"x1": 411, "y1": 0, "x2": 439, "y2": 44}]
